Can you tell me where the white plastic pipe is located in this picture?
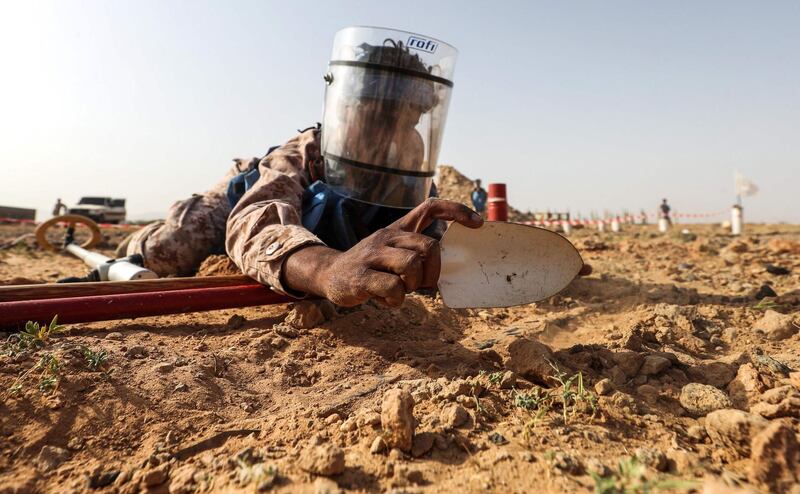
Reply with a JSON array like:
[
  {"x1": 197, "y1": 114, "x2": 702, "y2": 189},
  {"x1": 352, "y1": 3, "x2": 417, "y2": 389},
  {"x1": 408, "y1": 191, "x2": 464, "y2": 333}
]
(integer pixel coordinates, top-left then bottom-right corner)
[
  {"x1": 65, "y1": 244, "x2": 157, "y2": 281},
  {"x1": 658, "y1": 218, "x2": 669, "y2": 233},
  {"x1": 611, "y1": 218, "x2": 621, "y2": 233},
  {"x1": 731, "y1": 206, "x2": 743, "y2": 235},
  {"x1": 597, "y1": 221, "x2": 605, "y2": 232},
  {"x1": 561, "y1": 220, "x2": 572, "y2": 235}
]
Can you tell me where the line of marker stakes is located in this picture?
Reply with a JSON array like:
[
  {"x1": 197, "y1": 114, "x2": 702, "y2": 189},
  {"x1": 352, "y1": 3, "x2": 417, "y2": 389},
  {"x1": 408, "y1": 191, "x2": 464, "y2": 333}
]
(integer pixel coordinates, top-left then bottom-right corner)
[{"x1": 485, "y1": 183, "x2": 746, "y2": 236}]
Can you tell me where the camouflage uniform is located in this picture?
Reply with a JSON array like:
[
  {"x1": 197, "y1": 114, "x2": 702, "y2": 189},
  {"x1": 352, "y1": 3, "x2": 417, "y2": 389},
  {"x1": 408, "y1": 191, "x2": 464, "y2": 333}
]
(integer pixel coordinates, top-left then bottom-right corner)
[{"x1": 124, "y1": 128, "x2": 325, "y2": 294}]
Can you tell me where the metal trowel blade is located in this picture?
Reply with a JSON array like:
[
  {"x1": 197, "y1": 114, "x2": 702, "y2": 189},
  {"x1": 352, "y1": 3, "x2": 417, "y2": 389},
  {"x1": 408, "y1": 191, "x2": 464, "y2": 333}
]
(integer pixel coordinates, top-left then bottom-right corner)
[{"x1": 438, "y1": 221, "x2": 584, "y2": 309}]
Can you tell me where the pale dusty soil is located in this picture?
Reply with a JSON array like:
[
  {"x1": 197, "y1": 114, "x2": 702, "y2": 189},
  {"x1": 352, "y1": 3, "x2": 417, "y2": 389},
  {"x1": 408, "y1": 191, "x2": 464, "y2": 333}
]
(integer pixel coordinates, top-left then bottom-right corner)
[{"x1": 1, "y1": 222, "x2": 799, "y2": 494}]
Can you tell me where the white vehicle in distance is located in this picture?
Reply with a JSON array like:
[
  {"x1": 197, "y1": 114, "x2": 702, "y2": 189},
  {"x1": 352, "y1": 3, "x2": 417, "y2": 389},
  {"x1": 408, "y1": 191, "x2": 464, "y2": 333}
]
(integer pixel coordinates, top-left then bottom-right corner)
[{"x1": 68, "y1": 197, "x2": 127, "y2": 224}]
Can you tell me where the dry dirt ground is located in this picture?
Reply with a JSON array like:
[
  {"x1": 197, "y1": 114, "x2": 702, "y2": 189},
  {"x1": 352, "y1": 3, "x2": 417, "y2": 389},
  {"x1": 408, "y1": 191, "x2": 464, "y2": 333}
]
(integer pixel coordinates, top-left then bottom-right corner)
[{"x1": 1, "y1": 222, "x2": 799, "y2": 494}]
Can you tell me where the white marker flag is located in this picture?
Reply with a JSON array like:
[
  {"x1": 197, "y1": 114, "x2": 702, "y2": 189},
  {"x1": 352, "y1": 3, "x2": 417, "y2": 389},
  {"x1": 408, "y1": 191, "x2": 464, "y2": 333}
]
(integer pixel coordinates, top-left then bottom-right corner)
[{"x1": 735, "y1": 171, "x2": 759, "y2": 197}]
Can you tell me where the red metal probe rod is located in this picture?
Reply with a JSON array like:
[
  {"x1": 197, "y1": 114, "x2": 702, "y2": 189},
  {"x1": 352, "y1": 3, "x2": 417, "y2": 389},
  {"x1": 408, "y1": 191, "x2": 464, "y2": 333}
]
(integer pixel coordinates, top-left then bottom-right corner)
[{"x1": 0, "y1": 284, "x2": 296, "y2": 329}]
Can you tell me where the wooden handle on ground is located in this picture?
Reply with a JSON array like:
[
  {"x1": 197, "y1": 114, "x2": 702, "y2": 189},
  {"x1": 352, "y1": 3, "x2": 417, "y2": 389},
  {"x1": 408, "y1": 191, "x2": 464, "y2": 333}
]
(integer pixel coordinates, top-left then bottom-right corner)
[{"x1": 0, "y1": 275, "x2": 258, "y2": 302}]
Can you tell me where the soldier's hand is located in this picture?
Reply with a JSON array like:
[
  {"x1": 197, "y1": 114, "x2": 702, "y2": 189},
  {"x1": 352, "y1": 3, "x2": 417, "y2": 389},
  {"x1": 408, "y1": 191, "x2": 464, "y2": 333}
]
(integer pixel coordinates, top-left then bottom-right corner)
[{"x1": 283, "y1": 199, "x2": 483, "y2": 307}]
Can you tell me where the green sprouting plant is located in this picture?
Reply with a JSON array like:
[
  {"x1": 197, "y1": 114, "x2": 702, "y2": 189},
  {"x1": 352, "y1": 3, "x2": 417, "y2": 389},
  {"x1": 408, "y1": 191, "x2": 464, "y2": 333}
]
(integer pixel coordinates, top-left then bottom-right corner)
[
  {"x1": 486, "y1": 371, "x2": 504, "y2": 386},
  {"x1": 81, "y1": 347, "x2": 109, "y2": 371},
  {"x1": 7, "y1": 352, "x2": 62, "y2": 396},
  {"x1": 548, "y1": 361, "x2": 598, "y2": 424},
  {"x1": 513, "y1": 387, "x2": 553, "y2": 441},
  {"x1": 4, "y1": 316, "x2": 68, "y2": 355},
  {"x1": 752, "y1": 299, "x2": 786, "y2": 312},
  {"x1": 591, "y1": 456, "x2": 697, "y2": 494},
  {"x1": 514, "y1": 387, "x2": 550, "y2": 411},
  {"x1": 236, "y1": 459, "x2": 277, "y2": 492}
]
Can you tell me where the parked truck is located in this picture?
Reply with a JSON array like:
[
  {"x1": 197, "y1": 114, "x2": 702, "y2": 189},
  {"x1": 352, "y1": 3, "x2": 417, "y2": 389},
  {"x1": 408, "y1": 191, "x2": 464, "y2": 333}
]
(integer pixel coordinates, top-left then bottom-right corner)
[{"x1": 68, "y1": 197, "x2": 126, "y2": 224}]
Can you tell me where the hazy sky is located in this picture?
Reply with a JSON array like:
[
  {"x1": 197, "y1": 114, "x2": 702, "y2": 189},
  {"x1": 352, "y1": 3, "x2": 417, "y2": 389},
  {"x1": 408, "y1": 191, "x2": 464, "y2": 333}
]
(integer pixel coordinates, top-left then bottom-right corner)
[{"x1": 1, "y1": 0, "x2": 798, "y2": 222}]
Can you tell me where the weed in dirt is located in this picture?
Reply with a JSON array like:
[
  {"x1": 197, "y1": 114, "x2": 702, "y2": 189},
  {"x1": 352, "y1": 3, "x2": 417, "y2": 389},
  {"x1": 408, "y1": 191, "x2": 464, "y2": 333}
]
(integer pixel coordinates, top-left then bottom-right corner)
[
  {"x1": 514, "y1": 364, "x2": 599, "y2": 443},
  {"x1": 485, "y1": 371, "x2": 505, "y2": 386},
  {"x1": 514, "y1": 386, "x2": 550, "y2": 411},
  {"x1": 4, "y1": 316, "x2": 68, "y2": 355},
  {"x1": 591, "y1": 457, "x2": 697, "y2": 494},
  {"x1": 7, "y1": 352, "x2": 62, "y2": 396},
  {"x1": 752, "y1": 299, "x2": 785, "y2": 312},
  {"x1": 81, "y1": 347, "x2": 109, "y2": 371},
  {"x1": 236, "y1": 459, "x2": 278, "y2": 491},
  {"x1": 547, "y1": 361, "x2": 599, "y2": 424}
]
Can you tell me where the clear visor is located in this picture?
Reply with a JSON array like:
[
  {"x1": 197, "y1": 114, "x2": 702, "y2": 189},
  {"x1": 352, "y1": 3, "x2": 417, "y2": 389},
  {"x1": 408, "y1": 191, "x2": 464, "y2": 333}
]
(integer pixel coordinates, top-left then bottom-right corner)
[{"x1": 321, "y1": 26, "x2": 457, "y2": 209}]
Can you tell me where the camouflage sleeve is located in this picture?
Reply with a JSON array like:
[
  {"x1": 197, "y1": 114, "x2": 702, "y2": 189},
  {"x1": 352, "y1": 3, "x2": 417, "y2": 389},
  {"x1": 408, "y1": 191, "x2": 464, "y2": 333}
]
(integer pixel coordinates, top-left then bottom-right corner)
[{"x1": 225, "y1": 128, "x2": 325, "y2": 295}]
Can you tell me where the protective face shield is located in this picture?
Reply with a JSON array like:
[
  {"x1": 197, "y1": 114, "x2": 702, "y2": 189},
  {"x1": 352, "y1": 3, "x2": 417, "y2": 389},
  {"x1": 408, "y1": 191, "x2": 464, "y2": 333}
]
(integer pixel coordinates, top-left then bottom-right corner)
[{"x1": 321, "y1": 26, "x2": 457, "y2": 208}]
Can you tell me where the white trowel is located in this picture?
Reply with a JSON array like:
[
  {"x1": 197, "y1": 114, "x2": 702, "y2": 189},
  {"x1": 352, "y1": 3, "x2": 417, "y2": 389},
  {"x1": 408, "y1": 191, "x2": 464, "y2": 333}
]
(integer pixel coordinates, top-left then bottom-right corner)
[{"x1": 438, "y1": 221, "x2": 584, "y2": 309}]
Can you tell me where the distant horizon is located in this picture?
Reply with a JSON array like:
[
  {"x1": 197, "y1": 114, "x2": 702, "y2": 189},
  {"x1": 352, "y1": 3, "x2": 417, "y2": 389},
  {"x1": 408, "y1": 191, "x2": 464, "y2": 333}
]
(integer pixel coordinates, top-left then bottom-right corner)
[{"x1": 1, "y1": 1, "x2": 798, "y2": 223}]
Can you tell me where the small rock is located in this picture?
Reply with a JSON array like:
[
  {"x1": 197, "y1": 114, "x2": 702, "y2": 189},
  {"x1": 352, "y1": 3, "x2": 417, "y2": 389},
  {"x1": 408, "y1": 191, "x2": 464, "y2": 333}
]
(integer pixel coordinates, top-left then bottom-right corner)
[
  {"x1": 693, "y1": 362, "x2": 737, "y2": 388},
  {"x1": 285, "y1": 301, "x2": 325, "y2": 329},
  {"x1": 36, "y1": 445, "x2": 69, "y2": 471},
  {"x1": 392, "y1": 465, "x2": 425, "y2": 487},
  {"x1": 494, "y1": 451, "x2": 513, "y2": 463},
  {"x1": 503, "y1": 338, "x2": 556, "y2": 384},
  {"x1": 226, "y1": 314, "x2": 246, "y2": 329},
  {"x1": 551, "y1": 451, "x2": 583, "y2": 475},
  {"x1": 356, "y1": 412, "x2": 381, "y2": 428},
  {"x1": 636, "y1": 384, "x2": 659, "y2": 402},
  {"x1": 124, "y1": 346, "x2": 147, "y2": 359},
  {"x1": 666, "y1": 448, "x2": 698, "y2": 474},
  {"x1": 66, "y1": 437, "x2": 84, "y2": 451},
  {"x1": 381, "y1": 389, "x2": 415, "y2": 453},
  {"x1": 153, "y1": 362, "x2": 174, "y2": 374},
  {"x1": 586, "y1": 458, "x2": 611, "y2": 477},
  {"x1": 594, "y1": 378, "x2": 614, "y2": 396},
  {"x1": 105, "y1": 332, "x2": 124, "y2": 341},
  {"x1": 88, "y1": 470, "x2": 120, "y2": 489},
  {"x1": 727, "y1": 363, "x2": 765, "y2": 409},
  {"x1": 169, "y1": 464, "x2": 200, "y2": 494},
  {"x1": 765, "y1": 264, "x2": 790, "y2": 275},
  {"x1": 611, "y1": 351, "x2": 645, "y2": 378},
  {"x1": 679, "y1": 383, "x2": 732, "y2": 416},
  {"x1": 767, "y1": 238, "x2": 800, "y2": 255},
  {"x1": 173, "y1": 383, "x2": 189, "y2": 393},
  {"x1": 370, "y1": 436, "x2": 387, "y2": 455},
  {"x1": 440, "y1": 404, "x2": 469, "y2": 429},
  {"x1": 115, "y1": 469, "x2": 131, "y2": 486},
  {"x1": 753, "y1": 310, "x2": 798, "y2": 341},
  {"x1": 324, "y1": 413, "x2": 342, "y2": 426},
  {"x1": 639, "y1": 355, "x2": 671, "y2": 376},
  {"x1": 754, "y1": 284, "x2": 778, "y2": 300},
  {"x1": 312, "y1": 477, "x2": 342, "y2": 494},
  {"x1": 387, "y1": 448, "x2": 405, "y2": 462},
  {"x1": 499, "y1": 371, "x2": 516, "y2": 389},
  {"x1": 298, "y1": 443, "x2": 345, "y2": 476},
  {"x1": 705, "y1": 409, "x2": 769, "y2": 457},
  {"x1": 235, "y1": 447, "x2": 258, "y2": 464},
  {"x1": 411, "y1": 432, "x2": 435, "y2": 457},
  {"x1": 270, "y1": 336, "x2": 288, "y2": 349},
  {"x1": 433, "y1": 434, "x2": 448, "y2": 450},
  {"x1": 726, "y1": 240, "x2": 749, "y2": 253},
  {"x1": 439, "y1": 380, "x2": 473, "y2": 400},
  {"x1": 748, "y1": 421, "x2": 800, "y2": 493},
  {"x1": 635, "y1": 447, "x2": 668, "y2": 472},
  {"x1": 722, "y1": 327, "x2": 738, "y2": 341},
  {"x1": 144, "y1": 467, "x2": 169, "y2": 487},
  {"x1": 487, "y1": 432, "x2": 508, "y2": 445},
  {"x1": 750, "y1": 385, "x2": 800, "y2": 419},
  {"x1": 687, "y1": 424, "x2": 707, "y2": 442},
  {"x1": 520, "y1": 451, "x2": 536, "y2": 462},
  {"x1": 339, "y1": 418, "x2": 357, "y2": 433}
]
